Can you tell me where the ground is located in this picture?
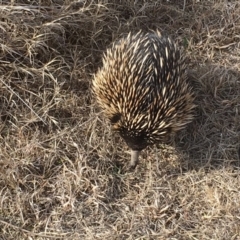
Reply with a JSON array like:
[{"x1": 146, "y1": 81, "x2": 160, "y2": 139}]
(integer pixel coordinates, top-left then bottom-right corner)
[{"x1": 0, "y1": 0, "x2": 240, "y2": 239}]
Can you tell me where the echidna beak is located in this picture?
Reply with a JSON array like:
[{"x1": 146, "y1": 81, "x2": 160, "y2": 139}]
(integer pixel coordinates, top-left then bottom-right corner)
[{"x1": 130, "y1": 150, "x2": 140, "y2": 170}]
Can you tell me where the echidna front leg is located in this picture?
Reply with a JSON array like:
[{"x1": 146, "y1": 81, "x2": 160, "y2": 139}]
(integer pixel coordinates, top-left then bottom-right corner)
[{"x1": 129, "y1": 150, "x2": 140, "y2": 170}]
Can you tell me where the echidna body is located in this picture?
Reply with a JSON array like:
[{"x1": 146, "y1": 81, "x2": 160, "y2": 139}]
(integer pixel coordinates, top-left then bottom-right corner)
[{"x1": 93, "y1": 30, "x2": 195, "y2": 169}]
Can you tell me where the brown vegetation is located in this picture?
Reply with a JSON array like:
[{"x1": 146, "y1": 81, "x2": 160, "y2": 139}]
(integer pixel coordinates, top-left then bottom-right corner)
[{"x1": 0, "y1": 0, "x2": 240, "y2": 239}]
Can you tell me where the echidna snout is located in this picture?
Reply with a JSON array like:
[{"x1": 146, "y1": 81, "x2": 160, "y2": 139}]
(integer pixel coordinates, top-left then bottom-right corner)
[
  {"x1": 93, "y1": 30, "x2": 195, "y2": 169},
  {"x1": 130, "y1": 150, "x2": 140, "y2": 170},
  {"x1": 119, "y1": 131, "x2": 148, "y2": 169}
]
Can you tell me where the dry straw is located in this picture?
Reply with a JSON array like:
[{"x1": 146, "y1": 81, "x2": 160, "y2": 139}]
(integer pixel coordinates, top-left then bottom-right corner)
[{"x1": 0, "y1": 1, "x2": 240, "y2": 239}]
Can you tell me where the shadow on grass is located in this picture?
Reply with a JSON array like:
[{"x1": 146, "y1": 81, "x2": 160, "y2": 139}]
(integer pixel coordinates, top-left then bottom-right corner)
[{"x1": 175, "y1": 64, "x2": 240, "y2": 171}]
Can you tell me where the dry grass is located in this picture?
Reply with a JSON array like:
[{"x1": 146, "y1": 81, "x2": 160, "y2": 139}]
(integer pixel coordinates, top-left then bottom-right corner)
[{"x1": 1, "y1": 0, "x2": 240, "y2": 239}]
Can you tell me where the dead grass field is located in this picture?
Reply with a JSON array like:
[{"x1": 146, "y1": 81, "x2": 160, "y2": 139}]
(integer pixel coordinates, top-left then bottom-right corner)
[{"x1": 1, "y1": 0, "x2": 240, "y2": 239}]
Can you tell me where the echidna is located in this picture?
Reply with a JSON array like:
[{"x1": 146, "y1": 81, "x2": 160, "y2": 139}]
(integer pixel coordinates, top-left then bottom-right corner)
[{"x1": 93, "y1": 30, "x2": 195, "y2": 169}]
